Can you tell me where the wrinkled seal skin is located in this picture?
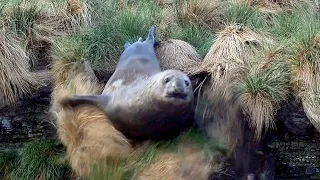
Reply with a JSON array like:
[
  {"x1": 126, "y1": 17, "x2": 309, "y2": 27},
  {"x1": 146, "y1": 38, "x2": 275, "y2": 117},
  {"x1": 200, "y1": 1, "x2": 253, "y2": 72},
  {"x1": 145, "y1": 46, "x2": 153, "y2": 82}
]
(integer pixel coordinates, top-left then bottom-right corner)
[{"x1": 61, "y1": 26, "x2": 195, "y2": 140}]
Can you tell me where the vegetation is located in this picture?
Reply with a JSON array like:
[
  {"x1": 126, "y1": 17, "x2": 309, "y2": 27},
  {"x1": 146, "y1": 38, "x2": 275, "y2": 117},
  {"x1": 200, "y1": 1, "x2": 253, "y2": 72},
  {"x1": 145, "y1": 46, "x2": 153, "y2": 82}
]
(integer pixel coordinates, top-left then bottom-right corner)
[
  {"x1": 87, "y1": 128, "x2": 226, "y2": 180},
  {"x1": 0, "y1": 139, "x2": 70, "y2": 180},
  {"x1": 0, "y1": 150, "x2": 19, "y2": 178},
  {"x1": 0, "y1": 0, "x2": 319, "y2": 179}
]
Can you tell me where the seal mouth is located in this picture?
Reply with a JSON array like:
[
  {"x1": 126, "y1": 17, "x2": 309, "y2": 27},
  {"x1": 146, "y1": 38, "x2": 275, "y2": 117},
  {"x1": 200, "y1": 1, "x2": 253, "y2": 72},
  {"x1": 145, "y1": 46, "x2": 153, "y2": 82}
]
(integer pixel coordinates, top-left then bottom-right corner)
[{"x1": 166, "y1": 92, "x2": 188, "y2": 99}]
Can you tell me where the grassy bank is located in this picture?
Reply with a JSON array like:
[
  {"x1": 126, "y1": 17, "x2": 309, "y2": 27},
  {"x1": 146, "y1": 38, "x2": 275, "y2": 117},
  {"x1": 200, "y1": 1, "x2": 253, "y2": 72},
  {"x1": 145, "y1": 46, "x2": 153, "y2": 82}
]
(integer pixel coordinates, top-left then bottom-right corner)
[{"x1": 0, "y1": 0, "x2": 319, "y2": 179}]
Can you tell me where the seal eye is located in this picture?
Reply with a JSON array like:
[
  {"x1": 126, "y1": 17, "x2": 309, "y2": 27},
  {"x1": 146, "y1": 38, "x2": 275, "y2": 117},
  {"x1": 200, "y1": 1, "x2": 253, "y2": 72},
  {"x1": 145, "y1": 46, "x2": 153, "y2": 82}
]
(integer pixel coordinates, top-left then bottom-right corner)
[
  {"x1": 164, "y1": 77, "x2": 170, "y2": 83},
  {"x1": 185, "y1": 80, "x2": 190, "y2": 87}
]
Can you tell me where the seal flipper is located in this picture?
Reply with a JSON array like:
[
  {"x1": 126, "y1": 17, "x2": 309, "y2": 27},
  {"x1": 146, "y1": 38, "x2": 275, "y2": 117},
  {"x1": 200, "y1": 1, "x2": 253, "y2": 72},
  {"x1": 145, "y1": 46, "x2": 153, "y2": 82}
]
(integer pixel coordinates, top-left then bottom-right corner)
[
  {"x1": 145, "y1": 25, "x2": 156, "y2": 45},
  {"x1": 60, "y1": 94, "x2": 112, "y2": 112}
]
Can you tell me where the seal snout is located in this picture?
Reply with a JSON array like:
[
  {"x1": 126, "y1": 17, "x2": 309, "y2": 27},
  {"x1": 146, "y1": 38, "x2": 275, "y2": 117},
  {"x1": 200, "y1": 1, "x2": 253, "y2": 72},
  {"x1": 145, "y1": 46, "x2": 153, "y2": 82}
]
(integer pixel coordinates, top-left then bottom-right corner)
[{"x1": 164, "y1": 75, "x2": 190, "y2": 99}]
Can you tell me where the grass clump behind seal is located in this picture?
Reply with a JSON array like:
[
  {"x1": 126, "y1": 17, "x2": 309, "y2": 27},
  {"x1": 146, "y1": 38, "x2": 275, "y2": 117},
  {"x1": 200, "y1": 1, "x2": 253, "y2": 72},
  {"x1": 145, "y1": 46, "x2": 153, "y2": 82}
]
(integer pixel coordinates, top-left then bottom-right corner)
[
  {"x1": 0, "y1": 0, "x2": 88, "y2": 108},
  {"x1": 0, "y1": 30, "x2": 44, "y2": 109},
  {"x1": 234, "y1": 46, "x2": 292, "y2": 139},
  {"x1": 169, "y1": 25, "x2": 214, "y2": 57},
  {"x1": 51, "y1": 0, "x2": 163, "y2": 76},
  {"x1": 225, "y1": 1, "x2": 268, "y2": 31}
]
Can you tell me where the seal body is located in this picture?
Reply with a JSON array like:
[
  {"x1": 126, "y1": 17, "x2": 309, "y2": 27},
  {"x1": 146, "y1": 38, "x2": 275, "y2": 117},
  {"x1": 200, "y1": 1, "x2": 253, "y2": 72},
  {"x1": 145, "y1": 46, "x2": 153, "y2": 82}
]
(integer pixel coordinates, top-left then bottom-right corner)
[{"x1": 61, "y1": 26, "x2": 195, "y2": 140}]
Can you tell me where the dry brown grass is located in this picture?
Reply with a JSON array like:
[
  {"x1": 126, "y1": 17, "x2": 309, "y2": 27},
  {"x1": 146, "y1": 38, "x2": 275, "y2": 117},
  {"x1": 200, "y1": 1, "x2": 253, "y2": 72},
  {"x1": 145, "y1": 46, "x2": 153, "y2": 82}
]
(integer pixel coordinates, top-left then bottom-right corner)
[
  {"x1": 291, "y1": 33, "x2": 320, "y2": 132},
  {"x1": 236, "y1": 45, "x2": 290, "y2": 139},
  {"x1": 233, "y1": 0, "x2": 319, "y2": 13},
  {"x1": 57, "y1": 104, "x2": 133, "y2": 177},
  {"x1": 239, "y1": 92, "x2": 275, "y2": 137},
  {"x1": 32, "y1": 2, "x2": 90, "y2": 66},
  {"x1": 138, "y1": 152, "x2": 212, "y2": 180},
  {"x1": 67, "y1": 0, "x2": 84, "y2": 15},
  {"x1": 195, "y1": 71, "x2": 245, "y2": 156},
  {"x1": 50, "y1": 61, "x2": 104, "y2": 110},
  {"x1": 50, "y1": 61, "x2": 133, "y2": 177},
  {"x1": 195, "y1": 25, "x2": 257, "y2": 148},
  {"x1": 197, "y1": 24, "x2": 282, "y2": 140},
  {"x1": 85, "y1": 135, "x2": 220, "y2": 180},
  {"x1": 0, "y1": 30, "x2": 47, "y2": 108},
  {"x1": 138, "y1": 141, "x2": 220, "y2": 180},
  {"x1": 158, "y1": 6, "x2": 178, "y2": 39},
  {"x1": 3, "y1": 0, "x2": 90, "y2": 68},
  {"x1": 200, "y1": 24, "x2": 266, "y2": 78},
  {"x1": 0, "y1": 0, "x2": 90, "y2": 109},
  {"x1": 174, "y1": 0, "x2": 226, "y2": 30},
  {"x1": 155, "y1": 39, "x2": 204, "y2": 75}
]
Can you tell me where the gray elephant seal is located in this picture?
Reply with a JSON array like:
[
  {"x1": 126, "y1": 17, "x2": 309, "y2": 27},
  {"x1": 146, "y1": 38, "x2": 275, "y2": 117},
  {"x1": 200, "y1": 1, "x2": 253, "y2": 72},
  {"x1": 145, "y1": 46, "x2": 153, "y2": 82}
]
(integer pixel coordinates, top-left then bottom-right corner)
[{"x1": 60, "y1": 26, "x2": 195, "y2": 140}]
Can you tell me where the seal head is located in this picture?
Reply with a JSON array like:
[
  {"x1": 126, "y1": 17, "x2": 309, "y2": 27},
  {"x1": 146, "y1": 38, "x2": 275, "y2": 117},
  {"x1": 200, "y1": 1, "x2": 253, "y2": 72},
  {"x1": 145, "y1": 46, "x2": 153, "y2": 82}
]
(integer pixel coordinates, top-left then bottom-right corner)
[{"x1": 161, "y1": 70, "x2": 192, "y2": 103}]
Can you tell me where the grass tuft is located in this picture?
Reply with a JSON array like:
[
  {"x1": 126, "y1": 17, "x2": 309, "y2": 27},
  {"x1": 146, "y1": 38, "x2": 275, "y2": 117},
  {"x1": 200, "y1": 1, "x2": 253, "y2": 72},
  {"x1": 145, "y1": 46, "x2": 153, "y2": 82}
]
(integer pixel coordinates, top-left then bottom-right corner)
[
  {"x1": 52, "y1": 0, "x2": 163, "y2": 75},
  {"x1": 10, "y1": 139, "x2": 70, "y2": 180},
  {"x1": 290, "y1": 32, "x2": 320, "y2": 131},
  {"x1": 201, "y1": 24, "x2": 266, "y2": 76},
  {"x1": 234, "y1": 49, "x2": 291, "y2": 139},
  {"x1": 225, "y1": 1, "x2": 268, "y2": 30},
  {"x1": 174, "y1": 0, "x2": 226, "y2": 29},
  {"x1": 169, "y1": 25, "x2": 214, "y2": 57},
  {"x1": 10, "y1": 1, "x2": 40, "y2": 36},
  {"x1": 0, "y1": 151, "x2": 19, "y2": 178},
  {"x1": 0, "y1": 30, "x2": 44, "y2": 108},
  {"x1": 86, "y1": 128, "x2": 225, "y2": 180}
]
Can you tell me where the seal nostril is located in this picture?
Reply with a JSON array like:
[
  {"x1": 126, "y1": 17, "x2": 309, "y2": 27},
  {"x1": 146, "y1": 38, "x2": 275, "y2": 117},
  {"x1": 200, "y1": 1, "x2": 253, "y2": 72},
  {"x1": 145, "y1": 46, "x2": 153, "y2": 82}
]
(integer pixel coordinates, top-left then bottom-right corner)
[{"x1": 185, "y1": 80, "x2": 190, "y2": 87}]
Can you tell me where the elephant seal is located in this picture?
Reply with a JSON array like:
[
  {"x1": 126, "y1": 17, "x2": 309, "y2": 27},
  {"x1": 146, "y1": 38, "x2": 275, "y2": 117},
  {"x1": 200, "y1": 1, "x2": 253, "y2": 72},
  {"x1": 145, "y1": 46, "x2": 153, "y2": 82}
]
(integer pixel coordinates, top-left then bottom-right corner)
[{"x1": 60, "y1": 25, "x2": 195, "y2": 140}]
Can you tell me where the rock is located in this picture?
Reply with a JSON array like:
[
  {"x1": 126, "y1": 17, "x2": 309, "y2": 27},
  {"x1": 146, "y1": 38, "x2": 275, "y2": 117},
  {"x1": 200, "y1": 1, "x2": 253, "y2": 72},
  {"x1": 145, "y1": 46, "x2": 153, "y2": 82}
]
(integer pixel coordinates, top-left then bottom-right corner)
[
  {"x1": 275, "y1": 95, "x2": 315, "y2": 135},
  {"x1": 0, "y1": 85, "x2": 55, "y2": 151},
  {"x1": 1, "y1": 117, "x2": 13, "y2": 132}
]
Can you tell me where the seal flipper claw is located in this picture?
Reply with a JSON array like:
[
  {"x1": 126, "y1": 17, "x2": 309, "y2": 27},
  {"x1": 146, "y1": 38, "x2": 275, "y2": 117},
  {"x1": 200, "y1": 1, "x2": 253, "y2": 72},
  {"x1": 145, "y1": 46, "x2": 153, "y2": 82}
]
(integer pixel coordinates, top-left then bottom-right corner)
[
  {"x1": 60, "y1": 94, "x2": 112, "y2": 112},
  {"x1": 146, "y1": 25, "x2": 156, "y2": 44},
  {"x1": 124, "y1": 42, "x2": 132, "y2": 50}
]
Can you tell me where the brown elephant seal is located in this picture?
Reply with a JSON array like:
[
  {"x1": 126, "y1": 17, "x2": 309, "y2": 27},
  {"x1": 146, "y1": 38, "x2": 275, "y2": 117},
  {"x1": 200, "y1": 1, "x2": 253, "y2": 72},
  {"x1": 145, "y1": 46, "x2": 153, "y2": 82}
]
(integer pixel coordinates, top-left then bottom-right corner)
[{"x1": 60, "y1": 25, "x2": 195, "y2": 140}]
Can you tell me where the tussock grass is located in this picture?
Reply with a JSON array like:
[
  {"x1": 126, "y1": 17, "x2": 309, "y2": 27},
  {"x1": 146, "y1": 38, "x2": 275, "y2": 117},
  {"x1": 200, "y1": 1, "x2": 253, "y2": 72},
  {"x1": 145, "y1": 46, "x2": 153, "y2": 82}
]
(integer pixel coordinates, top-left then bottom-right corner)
[
  {"x1": 232, "y1": 0, "x2": 319, "y2": 13},
  {"x1": 0, "y1": 30, "x2": 44, "y2": 108},
  {"x1": 0, "y1": 0, "x2": 89, "y2": 108},
  {"x1": 268, "y1": 4, "x2": 319, "y2": 43},
  {"x1": 234, "y1": 46, "x2": 291, "y2": 139},
  {"x1": 225, "y1": 1, "x2": 268, "y2": 30},
  {"x1": 52, "y1": 0, "x2": 163, "y2": 75},
  {"x1": 169, "y1": 25, "x2": 214, "y2": 57},
  {"x1": 290, "y1": 32, "x2": 320, "y2": 131},
  {"x1": 155, "y1": 39, "x2": 204, "y2": 75},
  {"x1": 0, "y1": 151, "x2": 19, "y2": 178},
  {"x1": 87, "y1": 128, "x2": 226, "y2": 180},
  {"x1": 201, "y1": 24, "x2": 266, "y2": 76},
  {"x1": 198, "y1": 23, "x2": 291, "y2": 140},
  {"x1": 174, "y1": 0, "x2": 226, "y2": 30},
  {"x1": 6, "y1": 0, "x2": 319, "y2": 178},
  {"x1": 10, "y1": 139, "x2": 70, "y2": 180},
  {"x1": 2, "y1": 0, "x2": 85, "y2": 60},
  {"x1": 10, "y1": 1, "x2": 41, "y2": 35},
  {"x1": 274, "y1": 4, "x2": 320, "y2": 132}
]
